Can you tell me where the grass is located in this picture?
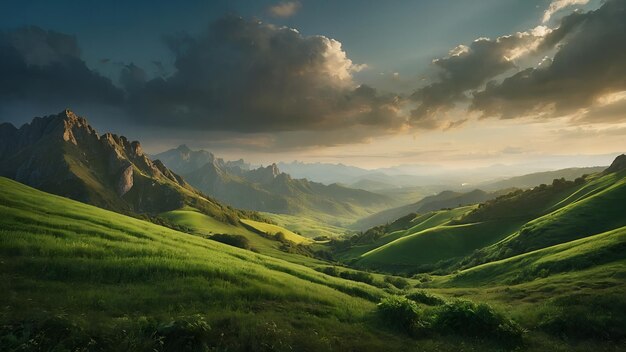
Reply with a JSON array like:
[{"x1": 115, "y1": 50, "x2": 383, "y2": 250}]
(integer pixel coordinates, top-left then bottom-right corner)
[
  {"x1": 240, "y1": 219, "x2": 311, "y2": 244},
  {"x1": 160, "y1": 206, "x2": 324, "y2": 267},
  {"x1": 2, "y1": 170, "x2": 625, "y2": 351},
  {"x1": 355, "y1": 220, "x2": 522, "y2": 272},
  {"x1": 262, "y1": 212, "x2": 349, "y2": 239},
  {"x1": 0, "y1": 177, "x2": 417, "y2": 351}
]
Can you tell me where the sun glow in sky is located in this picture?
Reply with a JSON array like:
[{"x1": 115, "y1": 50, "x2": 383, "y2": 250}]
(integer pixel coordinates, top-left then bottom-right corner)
[{"x1": 0, "y1": 0, "x2": 623, "y2": 170}]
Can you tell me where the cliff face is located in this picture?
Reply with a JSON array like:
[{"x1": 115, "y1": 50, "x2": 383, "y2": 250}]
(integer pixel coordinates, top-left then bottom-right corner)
[{"x1": 0, "y1": 109, "x2": 194, "y2": 214}]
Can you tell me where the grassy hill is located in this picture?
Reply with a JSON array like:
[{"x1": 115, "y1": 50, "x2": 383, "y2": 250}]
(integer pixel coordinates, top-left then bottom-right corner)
[
  {"x1": 2, "y1": 173, "x2": 625, "y2": 350},
  {"x1": 337, "y1": 157, "x2": 626, "y2": 276},
  {"x1": 351, "y1": 188, "x2": 510, "y2": 231},
  {"x1": 0, "y1": 177, "x2": 420, "y2": 351},
  {"x1": 240, "y1": 219, "x2": 312, "y2": 244}
]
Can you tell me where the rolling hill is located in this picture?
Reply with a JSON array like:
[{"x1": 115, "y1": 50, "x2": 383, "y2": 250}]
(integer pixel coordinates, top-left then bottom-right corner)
[
  {"x1": 351, "y1": 188, "x2": 512, "y2": 231},
  {"x1": 338, "y1": 155, "x2": 626, "y2": 275},
  {"x1": 0, "y1": 176, "x2": 418, "y2": 351},
  {"x1": 155, "y1": 146, "x2": 396, "y2": 224}
]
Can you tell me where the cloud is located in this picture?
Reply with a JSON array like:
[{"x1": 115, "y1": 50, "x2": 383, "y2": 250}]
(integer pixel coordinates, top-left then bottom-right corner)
[
  {"x1": 410, "y1": 26, "x2": 550, "y2": 127},
  {"x1": 125, "y1": 16, "x2": 407, "y2": 146},
  {"x1": 268, "y1": 1, "x2": 301, "y2": 18},
  {"x1": 542, "y1": 0, "x2": 589, "y2": 23},
  {"x1": 0, "y1": 26, "x2": 123, "y2": 107},
  {"x1": 471, "y1": 0, "x2": 626, "y2": 120}
]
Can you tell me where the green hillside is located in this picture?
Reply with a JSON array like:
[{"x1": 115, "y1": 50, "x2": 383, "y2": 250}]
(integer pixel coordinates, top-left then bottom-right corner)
[
  {"x1": 2, "y1": 170, "x2": 626, "y2": 350},
  {"x1": 0, "y1": 177, "x2": 418, "y2": 351},
  {"x1": 351, "y1": 188, "x2": 510, "y2": 231},
  {"x1": 337, "y1": 159, "x2": 626, "y2": 276},
  {"x1": 240, "y1": 219, "x2": 312, "y2": 244}
]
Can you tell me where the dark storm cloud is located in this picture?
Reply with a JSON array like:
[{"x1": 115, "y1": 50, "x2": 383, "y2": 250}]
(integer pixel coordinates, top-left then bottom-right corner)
[
  {"x1": 409, "y1": 27, "x2": 549, "y2": 127},
  {"x1": 0, "y1": 26, "x2": 123, "y2": 106},
  {"x1": 125, "y1": 16, "x2": 405, "y2": 136},
  {"x1": 471, "y1": 0, "x2": 626, "y2": 120}
]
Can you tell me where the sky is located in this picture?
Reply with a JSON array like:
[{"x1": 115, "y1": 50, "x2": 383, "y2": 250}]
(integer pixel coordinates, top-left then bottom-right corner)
[{"x1": 0, "y1": 0, "x2": 624, "y2": 170}]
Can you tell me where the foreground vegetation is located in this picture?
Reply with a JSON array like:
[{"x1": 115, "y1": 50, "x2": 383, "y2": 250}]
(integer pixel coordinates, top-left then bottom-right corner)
[{"x1": 2, "y1": 172, "x2": 625, "y2": 351}]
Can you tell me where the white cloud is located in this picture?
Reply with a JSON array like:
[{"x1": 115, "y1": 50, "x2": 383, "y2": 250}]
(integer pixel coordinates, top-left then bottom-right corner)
[
  {"x1": 268, "y1": 1, "x2": 301, "y2": 18},
  {"x1": 542, "y1": 0, "x2": 589, "y2": 23}
]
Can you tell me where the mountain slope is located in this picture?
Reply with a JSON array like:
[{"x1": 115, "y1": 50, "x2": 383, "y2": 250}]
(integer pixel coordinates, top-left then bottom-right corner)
[
  {"x1": 0, "y1": 110, "x2": 257, "y2": 224},
  {"x1": 0, "y1": 176, "x2": 419, "y2": 351},
  {"x1": 351, "y1": 188, "x2": 511, "y2": 231},
  {"x1": 339, "y1": 155, "x2": 626, "y2": 274},
  {"x1": 155, "y1": 146, "x2": 395, "y2": 223},
  {"x1": 480, "y1": 166, "x2": 606, "y2": 191}
]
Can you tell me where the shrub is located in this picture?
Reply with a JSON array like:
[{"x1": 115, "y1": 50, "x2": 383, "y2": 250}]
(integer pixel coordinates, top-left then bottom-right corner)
[
  {"x1": 156, "y1": 316, "x2": 212, "y2": 351},
  {"x1": 406, "y1": 290, "x2": 445, "y2": 306},
  {"x1": 320, "y1": 266, "x2": 339, "y2": 276},
  {"x1": 384, "y1": 276, "x2": 410, "y2": 289},
  {"x1": 433, "y1": 300, "x2": 524, "y2": 344},
  {"x1": 339, "y1": 270, "x2": 375, "y2": 285},
  {"x1": 209, "y1": 234, "x2": 251, "y2": 250},
  {"x1": 377, "y1": 296, "x2": 427, "y2": 335},
  {"x1": 537, "y1": 294, "x2": 626, "y2": 340},
  {"x1": 313, "y1": 235, "x2": 331, "y2": 241}
]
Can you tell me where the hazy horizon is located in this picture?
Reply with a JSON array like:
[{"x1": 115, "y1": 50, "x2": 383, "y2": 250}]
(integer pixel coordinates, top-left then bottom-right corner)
[{"x1": 1, "y1": 0, "x2": 624, "y2": 170}]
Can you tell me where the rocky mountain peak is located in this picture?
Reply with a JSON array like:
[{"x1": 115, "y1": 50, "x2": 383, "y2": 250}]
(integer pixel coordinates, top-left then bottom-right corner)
[{"x1": 55, "y1": 109, "x2": 96, "y2": 145}]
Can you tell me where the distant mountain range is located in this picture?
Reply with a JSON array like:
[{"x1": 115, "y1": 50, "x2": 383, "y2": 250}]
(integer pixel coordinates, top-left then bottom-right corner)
[
  {"x1": 479, "y1": 167, "x2": 606, "y2": 191},
  {"x1": 277, "y1": 160, "x2": 611, "y2": 191},
  {"x1": 0, "y1": 110, "x2": 258, "y2": 224},
  {"x1": 155, "y1": 146, "x2": 396, "y2": 221}
]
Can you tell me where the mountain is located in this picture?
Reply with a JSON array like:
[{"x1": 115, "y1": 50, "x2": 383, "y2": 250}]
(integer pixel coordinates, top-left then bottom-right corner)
[
  {"x1": 276, "y1": 161, "x2": 372, "y2": 184},
  {"x1": 155, "y1": 146, "x2": 396, "y2": 222},
  {"x1": 153, "y1": 144, "x2": 250, "y2": 174},
  {"x1": 0, "y1": 110, "x2": 255, "y2": 223},
  {"x1": 350, "y1": 188, "x2": 512, "y2": 231},
  {"x1": 479, "y1": 166, "x2": 606, "y2": 191},
  {"x1": 337, "y1": 155, "x2": 626, "y2": 274}
]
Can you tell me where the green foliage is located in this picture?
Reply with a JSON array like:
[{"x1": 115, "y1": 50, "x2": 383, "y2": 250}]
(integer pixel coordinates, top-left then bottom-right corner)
[
  {"x1": 384, "y1": 275, "x2": 410, "y2": 289},
  {"x1": 377, "y1": 296, "x2": 523, "y2": 345},
  {"x1": 0, "y1": 177, "x2": 412, "y2": 351},
  {"x1": 406, "y1": 291, "x2": 445, "y2": 306},
  {"x1": 537, "y1": 294, "x2": 626, "y2": 340},
  {"x1": 377, "y1": 296, "x2": 426, "y2": 335},
  {"x1": 432, "y1": 300, "x2": 524, "y2": 344},
  {"x1": 339, "y1": 270, "x2": 375, "y2": 285},
  {"x1": 209, "y1": 233, "x2": 252, "y2": 250},
  {"x1": 155, "y1": 316, "x2": 212, "y2": 351}
]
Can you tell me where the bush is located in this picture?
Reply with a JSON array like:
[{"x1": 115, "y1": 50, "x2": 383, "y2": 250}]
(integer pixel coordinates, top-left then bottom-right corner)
[
  {"x1": 433, "y1": 300, "x2": 524, "y2": 344},
  {"x1": 320, "y1": 266, "x2": 339, "y2": 276},
  {"x1": 313, "y1": 235, "x2": 331, "y2": 241},
  {"x1": 406, "y1": 290, "x2": 445, "y2": 306},
  {"x1": 156, "y1": 316, "x2": 212, "y2": 351},
  {"x1": 537, "y1": 294, "x2": 626, "y2": 340},
  {"x1": 339, "y1": 270, "x2": 375, "y2": 285},
  {"x1": 384, "y1": 276, "x2": 410, "y2": 289},
  {"x1": 209, "y1": 234, "x2": 251, "y2": 250},
  {"x1": 377, "y1": 296, "x2": 427, "y2": 335}
]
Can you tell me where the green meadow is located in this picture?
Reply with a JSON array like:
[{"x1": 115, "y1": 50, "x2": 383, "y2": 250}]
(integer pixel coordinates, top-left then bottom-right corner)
[{"x1": 1, "y1": 163, "x2": 625, "y2": 351}]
